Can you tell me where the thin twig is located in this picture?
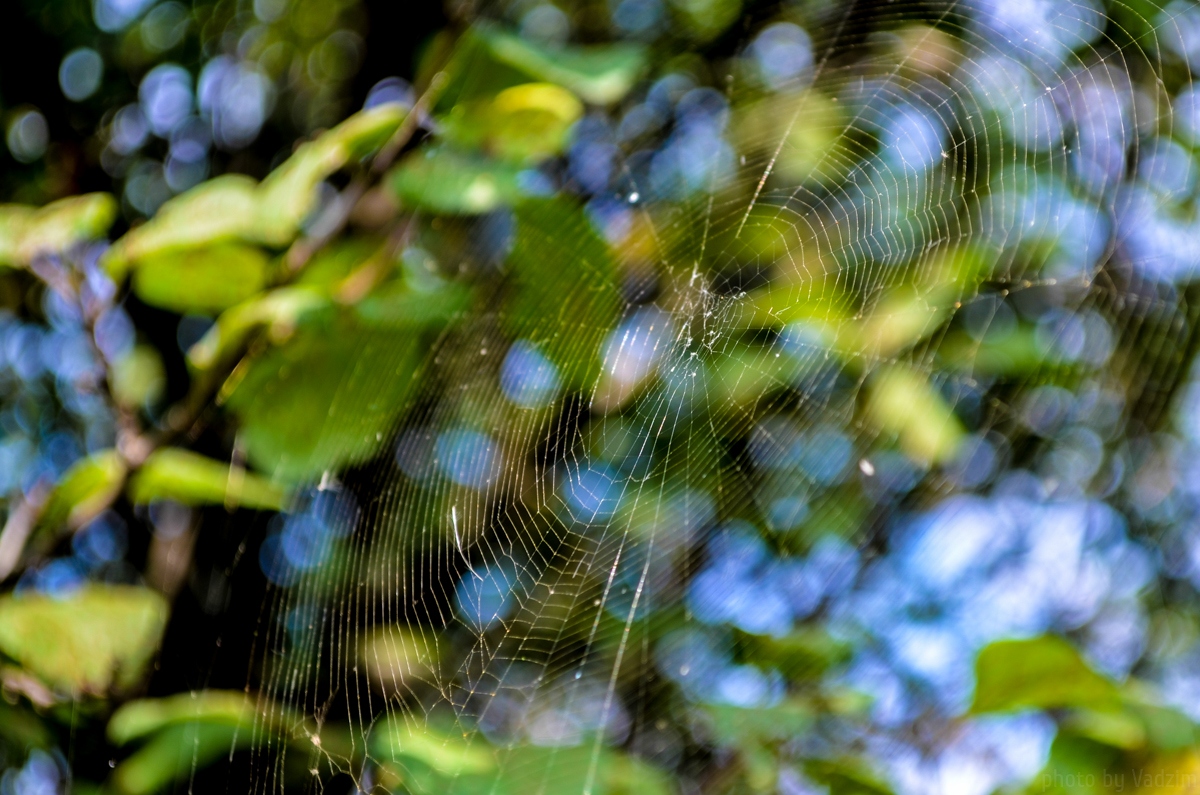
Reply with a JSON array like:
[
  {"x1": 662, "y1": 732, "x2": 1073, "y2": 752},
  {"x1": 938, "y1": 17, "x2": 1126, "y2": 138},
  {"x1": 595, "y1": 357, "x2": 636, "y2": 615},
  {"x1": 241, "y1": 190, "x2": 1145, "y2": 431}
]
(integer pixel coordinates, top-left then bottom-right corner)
[{"x1": 0, "y1": 481, "x2": 51, "y2": 581}]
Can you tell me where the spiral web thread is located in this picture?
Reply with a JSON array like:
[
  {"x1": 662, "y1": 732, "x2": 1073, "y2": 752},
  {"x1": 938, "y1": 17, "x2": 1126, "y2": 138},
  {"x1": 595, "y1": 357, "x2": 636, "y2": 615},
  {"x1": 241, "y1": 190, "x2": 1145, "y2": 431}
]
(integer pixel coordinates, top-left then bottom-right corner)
[{"x1": 220, "y1": 1, "x2": 1200, "y2": 793}]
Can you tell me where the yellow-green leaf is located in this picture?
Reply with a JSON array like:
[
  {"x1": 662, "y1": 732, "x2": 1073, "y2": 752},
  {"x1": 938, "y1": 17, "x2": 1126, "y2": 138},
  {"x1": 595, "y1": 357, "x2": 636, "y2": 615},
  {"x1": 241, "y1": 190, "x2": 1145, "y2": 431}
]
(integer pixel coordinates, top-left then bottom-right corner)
[
  {"x1": 256, "y1": 103, "x2": 407, "y2": 245},
  {"x1": 0, "y1": 585, "x2": 167, "y2": 696},
  {"x1": 372, "y1": 719, "x2": 496, "y2": 777},
  {"x1": 971, "y1": 635, "x2": 1119, "y2": 714},
  {"x1": 40, "y1": 449, "x2": 128, "y2": 532},
  {"x1": 109, "y1": 690, "x2": 264, "y2": 745},
  {"x1": 186, "y1": 285, "x2": 328, "y2": 372},
  {"x1": 131, "y1": 243, "x2": 269, "y2": 314},
  {"x1": 103, "y1": 175, "x2": 259, "y2": 275},
  {"x1": 110, "y1": 344, "x2": 166, "y2": 410},
  {"x1": 476, "y1": 24, "x2": 647, "y2": 105},
  {"x1": 865, "y1": 365, "x2": 964, "y2": 464},
  {"x1": 390, "y1": 145, "x2": 525, "y2": 214},
  {"x1": 127, "y1": 448, "x2": 288, "y2": 511},
  {"x1": 359, "y1": 626, "x2": 440, "y2": 695},
  {"x1": 111, "y1": 722, "x2": 247, "y2": 795},
  {"x1": 0, "y1": 194, "x2": 117, "y2": 267},
  {"x1": 442, "y1": 82, "x2": 583, "y2": 163}
]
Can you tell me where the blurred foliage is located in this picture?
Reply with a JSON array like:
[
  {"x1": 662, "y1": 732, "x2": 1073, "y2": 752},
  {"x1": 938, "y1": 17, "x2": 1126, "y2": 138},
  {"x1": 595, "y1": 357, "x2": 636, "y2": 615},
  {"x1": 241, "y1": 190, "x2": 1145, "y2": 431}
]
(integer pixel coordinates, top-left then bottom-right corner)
[{"x1": 4, "y1": 0, "x2": 1200, "y2": 794}]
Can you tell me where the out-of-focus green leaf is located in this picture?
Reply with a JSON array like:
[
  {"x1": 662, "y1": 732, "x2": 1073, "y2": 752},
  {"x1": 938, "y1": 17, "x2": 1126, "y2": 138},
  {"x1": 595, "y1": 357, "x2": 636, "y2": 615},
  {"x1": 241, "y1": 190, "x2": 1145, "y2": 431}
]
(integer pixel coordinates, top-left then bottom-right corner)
[
  {"x1": 127, "y1": 448, "x2": 288, "y2": 511},
  {"x1": 734, "y1": 628, "x2": 852, "y2": 681},
  {"x1": 109, "y1": 691, "x2": 291, "y2": 795},
  {"x1": 703, "y1": 700, "x2": 814, "y2": 746},
  {"x1": 390, "y1": 146, "x2": 525, "y2": 214},
  {"x1": 711, "y1": 342, "x2": 804, "y2": 407},
  {"x1": 39, "y1": 449, "x2": 127, "y2": 532},
  {"x1": 0, "y1": 206, "x2": 32, "y2": 265},
  {"x1": 732, "y1": 282, "x2": 850, "y2": 331},
  {"x1": 0, "y1": 586, "x2": 167, "y2": 696},
  {"x1": 1133, "y1": 703, "x2": 1200, "y2": 752},
  {"x1": 15, "y1": 194, "x2": 117, "y2": 265},
  {"x1": 804, "y1": 757, "x2": 894, "y2": 795},
  {"x1": 865, "y1": 365, "x2": 964, "y2": 465},
  {"x1": 103, "y1": 176, "x2": 260, "y2": 275},
  {"x1": 604, "y1": 753, "x2": 675, "y2": 795},
  {"x1": 186, "y1": 286, "x2": 328, "y2": 372},
  {"x1": 971, "y1": 635, "x2": 1119, "y2": 714},
  {"x1": 1062, "y1": 701, "x2": 1199, "y2": 754},
  {"x1": 111, "y1": 721, "x2": 247, "y2": 795},
  {"x1": 443, "y1": 82, "x2": 583, "y2": 163},
  {"x1": 734, "y1": 90, "x2": 846, "y2": 185},
  {"x1": 359, "y1": 626, "x2": 440, "y2": 695},
  {"x1": 110, "y1": 344, "x2": 166, "y2": 410},
  {"x1": 257, "y1": 103, "x2": 407, "y2": 245},
  {"x1": 107, "y1": 105, "x2": 406, "y2": 275},
  {"x1": 109, "y1": 691, "x2": 266, "y2": 744},
  {"x1": 355, "y1": 280, "x2": 472, "y2": 328},
  {"x1": 131, "y1": 243, "x2": 269, "y2": 314},
  {"x1": 499, "y1": 746, "x2": 670, "y2": 795},
  {"x1": 296, "y1": 236, "x2": 383, "y2": 288},
  {"x1": 476, "y1": 25, "x2": 647, "y2": 105},
  {"x1": 0, "y1": 702, "x2": 53, "y2": 748},
  {"x1": 1064, "y1": 707, "x2": 1149, "y2": 750},
  {"x1": 854, "y1": 286, "x2": 953, "y2": 360},
  {"x1": 226, "y1": 317, "x2": 423, "y2": 483},
  {"x1": 505, "y1": 199, "x2": 622, "y2": 388},
  {"x1": 673, "y1": 0, "x2": 743, "y2": 40},
  {"x1": 371, "y1": 722, "x2": 672, "y2": 795},
  {"x1": 0, "y1": 194, "x2": 117, "y2": 267},
  {"x1": 373, "y1": 719, "x2": 496, "y2": 778},
  {"x1": 938, "y1": 327, "x2": 1045, "y2": 375}
]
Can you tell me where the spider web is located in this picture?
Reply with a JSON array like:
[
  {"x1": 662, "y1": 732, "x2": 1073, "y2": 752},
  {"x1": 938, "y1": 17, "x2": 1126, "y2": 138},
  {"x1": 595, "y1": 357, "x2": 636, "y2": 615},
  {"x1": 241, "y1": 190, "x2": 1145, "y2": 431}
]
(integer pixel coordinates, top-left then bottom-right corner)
[{"x1": 224, "y1": 2, "x2": 1200, "y2": 793}]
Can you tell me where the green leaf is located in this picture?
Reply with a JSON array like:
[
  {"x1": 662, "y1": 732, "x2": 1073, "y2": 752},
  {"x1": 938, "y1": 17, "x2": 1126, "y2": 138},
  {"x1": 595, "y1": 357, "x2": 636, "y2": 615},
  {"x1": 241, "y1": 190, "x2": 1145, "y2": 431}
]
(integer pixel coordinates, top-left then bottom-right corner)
[
  {"x1": 937, "y1": 327, "x2": 1045, "y2": 376},
  {"x1": 257, "y1": 103, "x2": 407, "y2": 245},
  {"x1": 864, "y1": 365, "x2": 964, "y2": 465},
  {"x1": 127, "y1": 448, "x2": 288, "y2": 511},
  {"x1": 441, "y1": 82, "x2": 583, "y2": 163},
  {"x1": 390, "y1": 146, "x2": 525, "y2": 214},
  {"x1": 500, "y1": 745, "x2": 672, "y2": 795},
  {"x1": 111, "y1": 721, "x2": 247, "y2": 795},
  {"x1": 1063, "y1": 707, "x2": 1149, "y2": 750},
  {"x1": 0, "y1": 206, "x2": 32, "y2": 265},
  {"x1": 0, "y1": 702, "x2": 53, "y2": 749},
  {"x1": 971, "y1": 635, "x2": 1119, "y2": 714},
  {"x1": 853, "y1": 285, "x2": 954, "y2": 360},
  {"x1": 673, "y1": 0, "x2": 743, "y2": 40},
  {"x1": 186, "y1": 286, "x2": 328, "y2": 372},
  {"x1": 359, "y1": 626, "x2": 441, "y2": 695},
  {"x1": 372, "y1": 719, "x2": 496, "y2": 778},
  {"x1": 226, "y1": 316, "x2": 424, "y2": 483},
  {"x1": 108, "y1": 691, "x2": 292, "y2": 795},
  {"x1": 702, "y1": 700, "x2": 814, "y2": 747},
  {"x1": 39, "y1": 449, "x2": 127, "y2": 532},
  {"x1": 804, "y1": 757, "x2": 894, "y2": 795},
  {"x1": 355, "y1": 280, "x2": 472, "y2": 328},
  {"x1": 106, "y1": 104, "x2": 406, "y2": 274},
  {"x1": 103, "y1": 175, "x2": 260, "y2": 275},
  {"x1": 476, "y1": 24, "x2": 647, "y2": 105},
  {"x1": 131, "y1": 243, "x2": 270, "y2": 313},
  {"x1": 109, "y1": 690, "x2": 265, "y2": 745},
  {"x1": 504, "y1": 198, "x2": 622, "y2": 388},
  {"x1": 0, "y1": 585, "x2": 168, "y2": 696},
  {"x1": 110, "y1": 344, "x2": 167, "y2": 410},
  {"x1": 0, "y1": 194, "x2": 117, "y2": 267},
  {"x1": 734, "y1": 628, "x2": 852, "y2": 682}
]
